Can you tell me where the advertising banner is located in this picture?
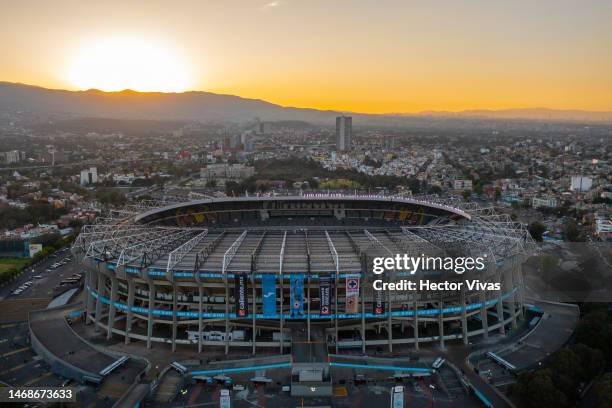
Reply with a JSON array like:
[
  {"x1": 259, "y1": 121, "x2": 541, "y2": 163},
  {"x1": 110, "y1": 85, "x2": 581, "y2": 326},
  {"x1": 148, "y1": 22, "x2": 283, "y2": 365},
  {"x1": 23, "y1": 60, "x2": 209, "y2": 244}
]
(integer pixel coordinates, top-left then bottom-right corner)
[
  {"x1": 234, "y1": 273, "x2": 248, "y2": 317},
  {"x1": 319, "y1": 276, "x2": 332, "y2": 316},
  {"x1": 373, "y1": 286, "x2": 385, "y2": 315},
  {"x1": 345, "y1": 275, "x2": 360, "y2": 314},
  {"x1": 29, "y1": 243, "x2": 43, "y2": 258},
  {"x1": 289, "y1": 274, "x2": 305, "y2": 318},
  {"x1": 262, "y1": 274, "x2": 276, "y2": 317}
]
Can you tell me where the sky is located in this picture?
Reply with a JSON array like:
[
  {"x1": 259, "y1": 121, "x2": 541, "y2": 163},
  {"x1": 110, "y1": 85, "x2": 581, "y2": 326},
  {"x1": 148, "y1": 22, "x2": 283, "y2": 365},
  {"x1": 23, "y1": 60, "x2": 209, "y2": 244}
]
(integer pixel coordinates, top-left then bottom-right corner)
[{"x1": 1, "y1": 0, "x2": 611, "y2": 113}]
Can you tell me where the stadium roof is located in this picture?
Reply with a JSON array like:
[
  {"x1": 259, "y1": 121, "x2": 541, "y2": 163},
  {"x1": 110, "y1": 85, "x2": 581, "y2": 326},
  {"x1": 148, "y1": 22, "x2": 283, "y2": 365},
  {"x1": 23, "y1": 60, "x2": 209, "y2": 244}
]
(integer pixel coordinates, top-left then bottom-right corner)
[{"x1": 73, "y1": 195, "x2": 535, "y2": 278}]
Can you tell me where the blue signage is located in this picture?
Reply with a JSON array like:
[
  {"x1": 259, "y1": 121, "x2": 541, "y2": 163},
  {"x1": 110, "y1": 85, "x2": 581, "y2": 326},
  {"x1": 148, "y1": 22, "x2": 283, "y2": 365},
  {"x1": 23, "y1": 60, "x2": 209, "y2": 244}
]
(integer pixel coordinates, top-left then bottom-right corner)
[
  {"x1": 262, "y1": 274, "x2": 277, "y2": 318},
  {"x1": 289, "y1": 274, "x2": 305, "y2": 318}
]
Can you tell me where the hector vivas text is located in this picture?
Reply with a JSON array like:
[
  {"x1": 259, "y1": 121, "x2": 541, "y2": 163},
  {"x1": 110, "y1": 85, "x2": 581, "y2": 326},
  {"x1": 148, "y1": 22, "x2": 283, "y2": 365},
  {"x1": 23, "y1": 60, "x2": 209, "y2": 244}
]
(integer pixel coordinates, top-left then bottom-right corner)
[{"x1": 371, "y1": 254, "x2": 501, "y2": 292}]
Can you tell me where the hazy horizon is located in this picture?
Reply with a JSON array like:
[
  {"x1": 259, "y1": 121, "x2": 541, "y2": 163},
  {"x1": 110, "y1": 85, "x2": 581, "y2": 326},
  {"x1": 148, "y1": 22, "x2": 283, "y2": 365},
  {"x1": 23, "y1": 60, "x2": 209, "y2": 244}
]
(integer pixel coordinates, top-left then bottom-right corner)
[
  {"x1": 6, "y1": 80, "x2": 612, "y2": 118},
  {"x1": 1, "y1": 1, "x2": 612, "y2": 113}
]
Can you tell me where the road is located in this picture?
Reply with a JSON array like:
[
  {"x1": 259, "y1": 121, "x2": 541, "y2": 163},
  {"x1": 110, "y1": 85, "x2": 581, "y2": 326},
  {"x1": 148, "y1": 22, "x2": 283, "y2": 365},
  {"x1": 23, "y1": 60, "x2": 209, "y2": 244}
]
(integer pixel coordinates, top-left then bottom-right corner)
[
  {"x1": 0, "y1": 247, "x2": 80, "y2": 302},
  {"x1": 445, "y1": 343, "x2": 513, "y2": 408}
]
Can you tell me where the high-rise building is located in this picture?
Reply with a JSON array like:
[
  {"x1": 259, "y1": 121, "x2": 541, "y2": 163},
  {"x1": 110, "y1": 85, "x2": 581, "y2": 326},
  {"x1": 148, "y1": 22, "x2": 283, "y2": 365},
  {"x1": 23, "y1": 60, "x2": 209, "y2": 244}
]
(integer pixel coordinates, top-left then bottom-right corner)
[
  {"x1": 570, "y1": 176, "x2": 592, "y2": 192},
  {"x1": 335, "y1": 116, "x2": 352, "y2": 151},
  {"x1": 80, "y1": 167, "x2": 98, "y2": 185},
  {"x1": 0, "y1": 150, "x2": 25, "y2": 164}
]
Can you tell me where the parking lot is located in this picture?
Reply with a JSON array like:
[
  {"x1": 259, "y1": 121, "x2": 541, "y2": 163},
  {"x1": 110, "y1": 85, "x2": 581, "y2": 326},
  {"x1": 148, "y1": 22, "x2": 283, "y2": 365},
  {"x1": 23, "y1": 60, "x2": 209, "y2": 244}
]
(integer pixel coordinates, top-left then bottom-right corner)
[
  {"x1": 162, "y1": 375, "x2": 480, "y2": 408},
  {"x1": 0, "y1": 247, "x2": 84, "y2": 389},
  {"x1": 0, "y1": 321, "x2": 66, "y2": 388},
  {"x1": 0, "y1": 247, "x2": 82, "y2": 303}
]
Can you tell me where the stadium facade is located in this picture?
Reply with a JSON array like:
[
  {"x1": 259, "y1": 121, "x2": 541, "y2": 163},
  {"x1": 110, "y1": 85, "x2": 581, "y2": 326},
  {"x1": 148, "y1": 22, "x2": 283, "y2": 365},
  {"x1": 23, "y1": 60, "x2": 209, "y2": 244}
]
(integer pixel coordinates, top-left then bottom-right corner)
[{"x1": 72, "y1": 194, "x2": 534, "y2": 354}]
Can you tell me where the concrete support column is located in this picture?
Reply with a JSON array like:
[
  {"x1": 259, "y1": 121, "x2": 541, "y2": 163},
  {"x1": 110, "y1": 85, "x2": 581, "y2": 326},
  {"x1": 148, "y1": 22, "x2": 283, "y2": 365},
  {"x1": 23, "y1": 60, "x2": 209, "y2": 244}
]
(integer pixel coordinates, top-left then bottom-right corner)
[
  {"x1": 280, "y1": 275, "x2": 285, "y2": 354},
  {"x1": 387, "y1": 286, "x2": 393, "y2": 352},
  {"x1": 496, "y1": 271, "x2": 506, "y2": 336},
  {"x1": 124, "y1": 278, "x2": 135, "y2": 344},
  {"x1": 147, "y1": 281, "x2": 155, "y2": 349},
  {"x1": 252, "y1": 273, "x2": 257, "y2": 355},
  {"x1": 507, "y1": 269, "x2": 517, "y2": 329},
  {"x1": 107, "y1": 275, "x2": 118, "y2": 339},
  {"x1": 198, "y1": 285, "x2": 203, "y2": 354},
  {"x1": 461, "y1": 288, "x2": 469, "y2": 345},
  {"x1": 361, "y1": 279, "x2": 366, "y2": 354},
  {"x1": 334, "y1": 275, "x2": 339, "y2": 354},
  {"x1": 413, "y1": 296, "x2": 419, "y2": 350},
  {"x1": 86, "y1": 268, "x2": 97, "y2": 324},
  {"x1": 172, "y1": 285, "x2": 177, "y2": 353},
  {"x1": 480, "y1": 291, "x2": 489, "y2": 338},
  {"x1": 94, "y1": 272, "x2": 105, "y2": 329},
  {"x1": 517, "y1": 263, "x2": 526, "y2": 320},
  {"x1": 438, "y1": 295, "x2": 445, "y2": 348},
  {"x1": 225, "y1": 275, "x2": 230, "y2": 355},
  {"x1": 307, "y1": 275, "x2": 311, "y2": 343}
]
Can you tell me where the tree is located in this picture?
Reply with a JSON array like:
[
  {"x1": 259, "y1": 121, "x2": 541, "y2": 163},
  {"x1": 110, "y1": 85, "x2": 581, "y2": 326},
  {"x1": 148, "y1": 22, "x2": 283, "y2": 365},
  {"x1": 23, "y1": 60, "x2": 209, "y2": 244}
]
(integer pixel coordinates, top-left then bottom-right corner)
[
  {"x1": 550, "y1": 348, "x2": 583, "y2": 398},
  {"x1": 529, "y1": 221, "x2": 546, "y2": 242},
  {"x1": 596, "y1": 373, "x2": 612, "y2": 408},
  {"x1": 565, "y1": 219, "x2": 585, "y2": 242},
  {"x1": 95, "y1": 190, "x2": 126, "y2": 207},
  {"x1": 494, "y1": 188, "x2": 501, "y2": 202},
  {"x1": 225, "y1": 181, "x2": 240, "y2": 196},
  {"x1": 509, "y1": 369, "x2": 567, "y2": 408},
  {"x1": 575, "y1": 309, "x2": 612, "y2": 361},
  {"x1": 571, "y1": 343, "x2": 604, "y2": 379}
]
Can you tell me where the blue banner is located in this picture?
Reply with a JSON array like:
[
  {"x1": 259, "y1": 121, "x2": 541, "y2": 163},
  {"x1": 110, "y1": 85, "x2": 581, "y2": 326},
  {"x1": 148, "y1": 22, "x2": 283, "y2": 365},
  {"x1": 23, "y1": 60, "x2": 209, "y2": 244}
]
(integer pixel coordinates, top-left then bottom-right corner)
[
  {"x1": 262, "y1": 274, "x2": 277, "y2": 318},
  {"x1": 289, "y1": 274, "x2": 305, "y2": 318}
]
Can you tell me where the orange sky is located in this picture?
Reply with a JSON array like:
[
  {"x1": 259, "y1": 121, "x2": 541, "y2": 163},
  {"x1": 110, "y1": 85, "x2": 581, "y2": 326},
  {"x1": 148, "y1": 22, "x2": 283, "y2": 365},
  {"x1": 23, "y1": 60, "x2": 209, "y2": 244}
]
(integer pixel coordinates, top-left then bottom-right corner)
[{"x1": 1, "y1": 0, "x2": 611, "y2": 113}]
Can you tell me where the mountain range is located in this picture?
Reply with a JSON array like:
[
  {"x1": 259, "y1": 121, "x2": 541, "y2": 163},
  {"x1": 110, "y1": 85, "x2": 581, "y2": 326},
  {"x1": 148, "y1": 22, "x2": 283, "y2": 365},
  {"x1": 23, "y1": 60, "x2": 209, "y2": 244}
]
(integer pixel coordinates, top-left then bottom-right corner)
[{"x1": 1, "y1": 81, "x2": 612, "y2": 125}]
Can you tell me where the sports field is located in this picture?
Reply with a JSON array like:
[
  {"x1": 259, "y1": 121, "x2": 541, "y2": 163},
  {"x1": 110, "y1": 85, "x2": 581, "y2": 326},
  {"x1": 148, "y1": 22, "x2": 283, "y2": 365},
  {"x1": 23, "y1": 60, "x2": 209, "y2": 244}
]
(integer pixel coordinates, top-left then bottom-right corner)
[{"x1": 0, "y1": 258, "x2": 30, "y2": 277}]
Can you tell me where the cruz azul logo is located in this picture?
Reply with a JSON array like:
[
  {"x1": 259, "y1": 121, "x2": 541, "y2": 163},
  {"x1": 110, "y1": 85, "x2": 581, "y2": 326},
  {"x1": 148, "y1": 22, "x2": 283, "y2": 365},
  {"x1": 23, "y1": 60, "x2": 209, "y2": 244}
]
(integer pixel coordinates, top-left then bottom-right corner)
[{"x1": 345, "y1": 276, "x2": 360, "y2": 314}]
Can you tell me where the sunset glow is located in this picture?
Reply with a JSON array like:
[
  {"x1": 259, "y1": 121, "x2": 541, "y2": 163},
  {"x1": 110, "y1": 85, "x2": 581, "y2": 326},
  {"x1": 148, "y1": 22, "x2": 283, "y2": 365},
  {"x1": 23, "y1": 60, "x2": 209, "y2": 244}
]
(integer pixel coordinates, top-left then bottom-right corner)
[
  {"x1": 65, "y1": 37, "x2": 191, "y2": 92},
  {"x1": 1, "y1": 0, "x2": 611, "y2": 112}
]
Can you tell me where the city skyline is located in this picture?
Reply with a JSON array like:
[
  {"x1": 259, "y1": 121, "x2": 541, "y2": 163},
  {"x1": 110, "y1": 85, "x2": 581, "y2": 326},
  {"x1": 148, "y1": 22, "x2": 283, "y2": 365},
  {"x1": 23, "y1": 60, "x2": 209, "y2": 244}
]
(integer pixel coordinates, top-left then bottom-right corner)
[{"x1": 1, "y1": 1, "x2": 612, "y2": 113}]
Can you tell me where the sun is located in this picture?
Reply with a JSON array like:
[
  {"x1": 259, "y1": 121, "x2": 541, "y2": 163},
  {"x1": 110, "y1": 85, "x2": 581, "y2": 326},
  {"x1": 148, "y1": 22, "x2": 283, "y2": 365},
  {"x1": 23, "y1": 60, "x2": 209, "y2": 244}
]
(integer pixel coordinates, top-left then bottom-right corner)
[{"x1": 66, "y1": 37, "x2": 192, "y2": 92}]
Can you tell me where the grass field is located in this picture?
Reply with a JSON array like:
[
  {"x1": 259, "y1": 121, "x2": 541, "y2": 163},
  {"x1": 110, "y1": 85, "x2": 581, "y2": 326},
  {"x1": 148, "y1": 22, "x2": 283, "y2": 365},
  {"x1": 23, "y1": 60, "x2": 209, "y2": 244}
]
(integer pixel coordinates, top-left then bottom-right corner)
[{"x1": 0, "y1": 258, "x2": 30, "y2": 276}]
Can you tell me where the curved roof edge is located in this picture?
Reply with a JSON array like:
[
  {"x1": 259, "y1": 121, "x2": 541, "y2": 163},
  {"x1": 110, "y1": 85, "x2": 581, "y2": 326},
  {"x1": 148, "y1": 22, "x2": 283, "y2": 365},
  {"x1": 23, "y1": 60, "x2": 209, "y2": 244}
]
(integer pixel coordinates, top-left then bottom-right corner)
[{"x1": 134, "y1": 194, "x2": 472, "y2": 223}]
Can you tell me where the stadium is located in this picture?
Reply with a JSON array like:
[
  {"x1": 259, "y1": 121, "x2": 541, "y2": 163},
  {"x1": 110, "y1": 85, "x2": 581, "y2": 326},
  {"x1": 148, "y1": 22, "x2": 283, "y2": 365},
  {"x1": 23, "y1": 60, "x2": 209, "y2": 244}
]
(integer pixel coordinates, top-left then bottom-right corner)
[{"x1": 71, "y1": 194, "x2": 535, "y2": 356}]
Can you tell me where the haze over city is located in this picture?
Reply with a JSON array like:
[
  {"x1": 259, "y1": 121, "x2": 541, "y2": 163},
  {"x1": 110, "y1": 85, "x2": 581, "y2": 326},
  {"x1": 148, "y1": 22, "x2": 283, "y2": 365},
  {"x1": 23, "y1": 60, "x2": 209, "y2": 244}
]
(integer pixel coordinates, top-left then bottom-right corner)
[{"x1": 1, "y1": 0, "x2": 612, "y2": 114}]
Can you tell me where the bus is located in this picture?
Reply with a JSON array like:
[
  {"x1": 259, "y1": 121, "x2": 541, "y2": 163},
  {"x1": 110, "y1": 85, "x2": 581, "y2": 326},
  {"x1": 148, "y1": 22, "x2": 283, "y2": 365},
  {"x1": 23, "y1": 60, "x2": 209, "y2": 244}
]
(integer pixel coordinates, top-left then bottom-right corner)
[
  {"x1": 187, "y1": 330, "x2": 245, "y2": 342},
  {"x1": 432, "y1": 357, "x2": 445, "y2": 369},
  {"x1": 390, "y1": 385, "x2": 404, "y2": 408},
  {"x1": 220, "y1": 389, "x2": 231, "y2": 408}
]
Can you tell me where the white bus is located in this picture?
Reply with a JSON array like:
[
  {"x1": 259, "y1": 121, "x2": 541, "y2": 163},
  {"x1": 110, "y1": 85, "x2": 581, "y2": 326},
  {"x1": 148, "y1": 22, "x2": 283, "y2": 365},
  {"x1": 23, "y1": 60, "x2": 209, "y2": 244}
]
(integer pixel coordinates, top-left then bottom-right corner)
[
  {"x1": 220, "y1": 389, "x2": 231, "y2": 408},
  {"x1": 390, "y1": 385, "x2": 404, "y2": 408},
  {"x1": 187, "y1": 330, "x2": 245, "y2": 342},
  {"x1": 432, "y1": 357, "x2": 445, "y2": 369}
]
